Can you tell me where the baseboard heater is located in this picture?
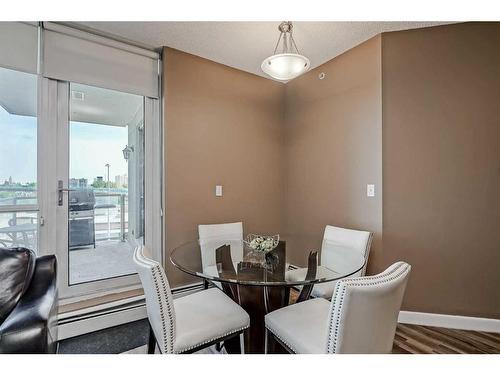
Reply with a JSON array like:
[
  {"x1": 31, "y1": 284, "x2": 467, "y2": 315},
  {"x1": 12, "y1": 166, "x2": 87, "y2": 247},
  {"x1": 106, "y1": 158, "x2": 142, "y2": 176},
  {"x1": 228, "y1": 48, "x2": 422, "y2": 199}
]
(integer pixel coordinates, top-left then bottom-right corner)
[{"x1": 57, "y1": 282, "x2": 205, "y2": 341}]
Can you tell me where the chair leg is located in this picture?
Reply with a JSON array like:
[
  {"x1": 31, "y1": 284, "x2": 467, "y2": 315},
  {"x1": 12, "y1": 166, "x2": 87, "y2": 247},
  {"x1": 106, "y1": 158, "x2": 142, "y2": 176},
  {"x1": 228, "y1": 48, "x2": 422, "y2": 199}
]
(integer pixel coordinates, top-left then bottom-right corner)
[
  {"x1": 148, "y1": 322, "x2": 156, "y2": 354},
  {"x1": 240, "y1": 333, "x2": 245, "y2": 354},
  {"x1": 264, "y1": 328, "x2": 269, "y2": 354}
]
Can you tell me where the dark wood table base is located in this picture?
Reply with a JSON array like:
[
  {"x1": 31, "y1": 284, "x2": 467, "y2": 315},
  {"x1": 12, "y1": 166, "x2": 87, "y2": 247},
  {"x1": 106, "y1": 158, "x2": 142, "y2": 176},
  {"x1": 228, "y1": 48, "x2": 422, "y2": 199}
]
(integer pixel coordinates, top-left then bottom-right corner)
[
  {"x1": 215, "y1": 242, "x2": 318, "y2": 353},
  {"x1": 222, "y1": 285, "x2": 290, "y2": 354}
]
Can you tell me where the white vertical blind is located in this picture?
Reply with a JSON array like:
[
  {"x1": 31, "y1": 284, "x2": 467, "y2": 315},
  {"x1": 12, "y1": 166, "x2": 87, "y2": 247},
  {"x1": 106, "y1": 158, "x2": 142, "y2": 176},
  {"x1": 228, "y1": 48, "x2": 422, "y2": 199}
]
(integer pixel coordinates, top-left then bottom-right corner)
[
  {"x1": 42, "y1": 23, "x2": 160, "y2": 98},
  {"x1": 0, "y1": 22, "x2": 38, "y2": 74},
  {"x1": 0, "y1": 22, "x2": 160, "y2": 97}
]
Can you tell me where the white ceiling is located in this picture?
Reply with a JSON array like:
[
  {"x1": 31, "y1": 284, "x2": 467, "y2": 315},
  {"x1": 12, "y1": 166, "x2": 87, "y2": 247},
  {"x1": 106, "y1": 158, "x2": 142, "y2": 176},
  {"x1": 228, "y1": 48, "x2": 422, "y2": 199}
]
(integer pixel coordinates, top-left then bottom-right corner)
[
  {"x1": 0, "y1": 22, "x2": 452, "y2": 125},
  {"x1": 70, "y1": 83, "x2": 142, "y2": 127},
  {"x1": 0, "y1": 68, "x2": 36, "y2": 117},
  {"x1": 75, "y1": 21, "x2": 450, "y2": 79},
  {"x1": 0, "y1": 68, "x2": 141, "y2": 127}
]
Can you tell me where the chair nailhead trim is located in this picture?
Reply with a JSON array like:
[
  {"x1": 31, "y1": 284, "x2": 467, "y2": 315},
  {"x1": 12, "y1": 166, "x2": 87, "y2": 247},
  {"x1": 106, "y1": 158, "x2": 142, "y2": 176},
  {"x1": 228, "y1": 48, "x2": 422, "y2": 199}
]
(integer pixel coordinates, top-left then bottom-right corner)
[
  {"x1": 265, "y1": 326, "x2": 298, "y2": 354},
  {"x1": 138, "y1": 246, "x2": 248, "y2": 354},
  {"x1": 175, "y1": 325, "x2": 249, "y2": 353},
  {"x1": 151, "y1": 264, "x2": 175, "y2": 353},
  {"x1": 327, "y1": 262, "x2": 410, "y2": 353}
]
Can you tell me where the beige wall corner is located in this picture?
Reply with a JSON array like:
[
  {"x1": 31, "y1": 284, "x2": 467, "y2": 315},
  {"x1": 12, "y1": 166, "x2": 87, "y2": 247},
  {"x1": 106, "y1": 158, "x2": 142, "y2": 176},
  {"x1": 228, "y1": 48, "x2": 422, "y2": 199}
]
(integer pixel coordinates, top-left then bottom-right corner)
[
  {"x1": 162, "y1": 23, "x2": 500, "y2": 320},
  {"x1": 163, "y1": 47, "x2": 286, "y2": 286},
  {"x1": 284, "y1": 35, "x2": 383, "y2": 270}
]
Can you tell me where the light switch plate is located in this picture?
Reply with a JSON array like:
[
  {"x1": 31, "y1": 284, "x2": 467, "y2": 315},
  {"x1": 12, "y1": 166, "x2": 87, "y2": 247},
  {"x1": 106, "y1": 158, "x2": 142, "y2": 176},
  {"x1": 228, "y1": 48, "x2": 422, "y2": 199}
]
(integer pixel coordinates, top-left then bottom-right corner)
[
  {"x1": 215, "y1": 185, "x2": 223, "y2": 197},
  {"x1": 367, "y1": 184, "x2": 375, "y2": 197}
]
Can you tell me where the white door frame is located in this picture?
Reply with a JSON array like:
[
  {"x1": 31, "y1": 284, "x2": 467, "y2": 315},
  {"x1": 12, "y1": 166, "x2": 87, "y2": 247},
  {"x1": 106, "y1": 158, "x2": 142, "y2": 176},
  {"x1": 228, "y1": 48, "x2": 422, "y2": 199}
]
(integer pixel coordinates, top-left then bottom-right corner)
[
  {"x1": 38, "y1": 77, "x2": 163, "y2": 302},
  {"x1": 144, "y1": 96, "x2": 163, "y2": 264}
]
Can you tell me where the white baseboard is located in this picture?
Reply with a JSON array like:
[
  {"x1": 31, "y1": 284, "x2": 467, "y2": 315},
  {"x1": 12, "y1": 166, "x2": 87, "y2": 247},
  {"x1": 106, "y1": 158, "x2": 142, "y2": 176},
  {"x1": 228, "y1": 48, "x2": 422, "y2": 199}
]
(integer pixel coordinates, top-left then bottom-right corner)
[
  {"x1": 57, "y1": 282, "x2": 204, "y2": 340},
  {"x1": 58, "y1": 304, "x2": 147, "y2": 341},
  {"x1": 398, "y1": 311, "x2": 500, "y2": 333}
]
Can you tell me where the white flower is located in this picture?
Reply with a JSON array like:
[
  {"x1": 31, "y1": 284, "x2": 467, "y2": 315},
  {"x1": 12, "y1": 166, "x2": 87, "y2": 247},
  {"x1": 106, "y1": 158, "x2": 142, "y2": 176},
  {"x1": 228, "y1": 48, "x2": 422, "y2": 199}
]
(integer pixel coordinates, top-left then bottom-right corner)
[{"x1": 247, "y1": 234, "x2": 279, "y2": 253}]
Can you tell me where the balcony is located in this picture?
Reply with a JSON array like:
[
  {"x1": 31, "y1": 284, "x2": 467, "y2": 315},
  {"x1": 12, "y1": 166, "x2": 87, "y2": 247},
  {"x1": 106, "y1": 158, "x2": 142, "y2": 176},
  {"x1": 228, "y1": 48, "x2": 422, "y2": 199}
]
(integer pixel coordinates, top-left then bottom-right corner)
[{"x1": 0, "y1": 187, "x2": 138, "y2": 284}]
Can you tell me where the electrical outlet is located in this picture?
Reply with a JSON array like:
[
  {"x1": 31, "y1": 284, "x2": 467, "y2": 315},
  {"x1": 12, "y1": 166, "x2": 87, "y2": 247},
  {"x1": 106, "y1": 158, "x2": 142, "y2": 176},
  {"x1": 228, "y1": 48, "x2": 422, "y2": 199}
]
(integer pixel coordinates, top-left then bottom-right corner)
[
  {"x1": 215, "y1": 185, "x2": 223, "y2": 197},
  {"x1": 367, "y1": 184, "x2": 375, "y2": 197}
]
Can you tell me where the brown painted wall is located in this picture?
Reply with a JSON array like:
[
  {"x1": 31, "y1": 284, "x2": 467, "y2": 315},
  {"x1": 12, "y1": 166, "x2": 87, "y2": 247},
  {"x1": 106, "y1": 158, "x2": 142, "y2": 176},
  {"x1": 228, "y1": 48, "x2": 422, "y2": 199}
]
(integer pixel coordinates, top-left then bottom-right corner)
[
  {"x1": 382, "y1": 23, "x2": 500, "y2": 318},
  {"x1": 283, "y1": 36, "x2": 383, "y2": 270},
  {"x1": 163, "y1": 48, "x2": 286, "y2": 286},
  {"x1": 162, "y1": 23, "x2": 500, "y2": 318}
]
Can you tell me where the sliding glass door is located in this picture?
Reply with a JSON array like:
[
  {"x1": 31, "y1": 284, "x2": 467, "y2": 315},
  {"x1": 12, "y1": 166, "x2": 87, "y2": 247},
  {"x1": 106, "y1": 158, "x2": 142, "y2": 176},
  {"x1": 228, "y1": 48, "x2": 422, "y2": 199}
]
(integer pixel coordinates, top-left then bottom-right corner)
[
  {"x1": 67, "y1": 83, "x2": 145, "y2": 285},
  {"x1": 1, "y1": 22, "x2": 162, "y2": 303},
  {"x1": 40, "y1": 79, "x2": 160, "y2": 299}
]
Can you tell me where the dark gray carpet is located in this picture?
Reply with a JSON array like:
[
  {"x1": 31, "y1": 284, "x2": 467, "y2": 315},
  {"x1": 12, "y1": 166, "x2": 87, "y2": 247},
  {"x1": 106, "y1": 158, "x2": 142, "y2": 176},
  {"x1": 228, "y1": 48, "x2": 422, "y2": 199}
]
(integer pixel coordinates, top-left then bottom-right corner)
[{"x1": 57, "y1": 318, "x2": 149, "y2": 354}]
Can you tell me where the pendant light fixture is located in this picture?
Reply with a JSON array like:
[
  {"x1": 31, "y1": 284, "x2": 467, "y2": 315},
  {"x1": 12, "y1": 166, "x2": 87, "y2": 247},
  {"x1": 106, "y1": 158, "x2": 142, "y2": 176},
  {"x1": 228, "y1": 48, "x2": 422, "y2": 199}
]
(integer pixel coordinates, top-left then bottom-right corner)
[{"x1": 261, "y1": 21, "x2": 310, "y2": 81}]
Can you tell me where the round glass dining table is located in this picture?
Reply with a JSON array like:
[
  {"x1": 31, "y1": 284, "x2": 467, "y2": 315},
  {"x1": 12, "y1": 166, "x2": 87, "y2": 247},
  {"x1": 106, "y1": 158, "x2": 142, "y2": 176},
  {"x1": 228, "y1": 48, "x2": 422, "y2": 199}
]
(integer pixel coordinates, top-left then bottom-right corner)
[{"x1": 170, "y1": 238, "x2": 365, "y2": 353}]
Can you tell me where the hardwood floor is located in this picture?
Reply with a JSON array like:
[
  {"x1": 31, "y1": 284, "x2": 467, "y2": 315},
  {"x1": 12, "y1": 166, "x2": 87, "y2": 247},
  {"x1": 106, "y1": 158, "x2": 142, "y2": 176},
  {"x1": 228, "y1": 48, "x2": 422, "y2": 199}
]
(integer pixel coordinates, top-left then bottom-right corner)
[
  {"x1": 289, "y1": 288, "x2": 500, "y2": 354},
  {"x1": 393, "y1": 324, "x2": 500, "y2": 354}
]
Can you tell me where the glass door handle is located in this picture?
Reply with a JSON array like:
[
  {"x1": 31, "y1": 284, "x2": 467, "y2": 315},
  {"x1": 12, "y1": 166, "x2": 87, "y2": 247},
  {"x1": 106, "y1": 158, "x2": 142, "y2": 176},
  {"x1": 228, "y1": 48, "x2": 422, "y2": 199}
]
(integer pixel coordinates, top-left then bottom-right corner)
[{"x1": 58, "y1": 180, "x2": 75, "y2": 206}]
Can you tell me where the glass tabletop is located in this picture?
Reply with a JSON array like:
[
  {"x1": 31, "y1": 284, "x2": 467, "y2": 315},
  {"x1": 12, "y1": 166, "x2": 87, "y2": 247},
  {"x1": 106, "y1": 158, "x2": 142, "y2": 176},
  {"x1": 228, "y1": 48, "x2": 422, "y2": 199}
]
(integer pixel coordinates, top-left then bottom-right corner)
[{"x1": 170, "y1": 238, "x2": 366, "y2": 287}]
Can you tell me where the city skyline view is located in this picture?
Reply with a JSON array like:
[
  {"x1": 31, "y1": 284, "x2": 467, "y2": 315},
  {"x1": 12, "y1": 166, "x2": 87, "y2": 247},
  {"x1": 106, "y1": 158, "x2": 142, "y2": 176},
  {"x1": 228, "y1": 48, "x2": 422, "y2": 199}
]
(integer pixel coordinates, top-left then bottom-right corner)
[
  {"x1": 0, "y1": 105, "x2": 129, "y2": 185},
  {"x1": 0, "y1": 105, "x2": 36, "y2": 184},
  {"x1": 70, "y1": 121, "x2": 128, "y2": 184}
]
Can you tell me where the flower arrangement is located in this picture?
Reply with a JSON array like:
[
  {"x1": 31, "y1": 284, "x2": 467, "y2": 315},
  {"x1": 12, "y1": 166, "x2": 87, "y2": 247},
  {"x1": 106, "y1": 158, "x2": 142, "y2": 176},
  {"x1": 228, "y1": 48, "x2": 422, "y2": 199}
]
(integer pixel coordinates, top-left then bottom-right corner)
[{"x1": 245, "y1": 234, "x2": 279, "y2": 253}]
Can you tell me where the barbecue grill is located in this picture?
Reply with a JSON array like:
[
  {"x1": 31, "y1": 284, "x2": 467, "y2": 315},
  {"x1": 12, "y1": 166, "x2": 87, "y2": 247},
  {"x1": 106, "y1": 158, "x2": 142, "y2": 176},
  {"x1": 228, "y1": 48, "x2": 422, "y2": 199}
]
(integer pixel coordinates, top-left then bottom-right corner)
[{"x1": 69, "y1": 189, "x2": 96, "y2": 250}]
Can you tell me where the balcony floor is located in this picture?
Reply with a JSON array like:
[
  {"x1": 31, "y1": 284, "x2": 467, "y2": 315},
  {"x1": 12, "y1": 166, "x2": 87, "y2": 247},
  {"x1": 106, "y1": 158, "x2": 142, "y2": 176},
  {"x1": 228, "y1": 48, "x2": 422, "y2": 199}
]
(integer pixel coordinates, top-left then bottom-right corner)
[{"x1": 69, "y1": 240, "x2": 136, "y2": 285}]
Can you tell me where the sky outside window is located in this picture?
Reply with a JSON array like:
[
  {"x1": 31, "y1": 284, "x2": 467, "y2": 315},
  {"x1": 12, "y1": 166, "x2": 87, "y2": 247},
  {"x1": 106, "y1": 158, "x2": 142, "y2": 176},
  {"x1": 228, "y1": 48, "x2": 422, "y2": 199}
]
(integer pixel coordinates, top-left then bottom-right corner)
[
  {"x1": 0, "y1": 105, "x2": 37, "y2": 184},
  {"x1": 70, "y1": 121, "x2": 128, "y2": 185},
  {"x1": 0, "y1": 105, "x2": 128, "y2": 185}
]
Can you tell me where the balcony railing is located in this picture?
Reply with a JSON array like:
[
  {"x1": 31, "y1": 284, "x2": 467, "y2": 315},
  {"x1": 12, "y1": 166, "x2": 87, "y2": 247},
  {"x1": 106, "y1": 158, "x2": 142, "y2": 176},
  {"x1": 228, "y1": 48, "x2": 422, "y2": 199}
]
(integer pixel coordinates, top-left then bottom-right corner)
[
  {"x1": 0, "y1": 186, "x2": 38, "y2": 249},
  {"x1": 0, "y1": 186, "x2": 37, "y2": 206},
  {"x1": 0, "y1": 187, "x2": 129, "y2": 249},
  {"x1": 94, "y1": 192, "x2": 128, "y2": 242}
]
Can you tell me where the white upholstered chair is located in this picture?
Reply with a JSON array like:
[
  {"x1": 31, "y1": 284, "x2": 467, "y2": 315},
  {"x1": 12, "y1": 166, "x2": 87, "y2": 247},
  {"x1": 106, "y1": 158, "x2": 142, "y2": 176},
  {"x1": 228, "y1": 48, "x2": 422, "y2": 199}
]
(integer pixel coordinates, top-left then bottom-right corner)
[
  {"x1": 266, "y1": 261, "x2": 411, "y2": 354},
  {"x1": 133, "y1": 246, "x2": 249, "y2": 354},
  {"x1": 286, "y1": 225, "x2": 373, "y2": 299},
  {"x1": 198, "y1": 222, "x2": 244, "y2": 286}
]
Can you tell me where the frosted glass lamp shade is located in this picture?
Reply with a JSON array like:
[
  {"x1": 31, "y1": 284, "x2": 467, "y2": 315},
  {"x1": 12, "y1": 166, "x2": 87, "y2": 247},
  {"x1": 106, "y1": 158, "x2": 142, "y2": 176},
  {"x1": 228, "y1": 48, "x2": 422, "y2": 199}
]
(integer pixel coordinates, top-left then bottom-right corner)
[{"x1": 261, "y1": 53, "x2": 310, "y2": 81}]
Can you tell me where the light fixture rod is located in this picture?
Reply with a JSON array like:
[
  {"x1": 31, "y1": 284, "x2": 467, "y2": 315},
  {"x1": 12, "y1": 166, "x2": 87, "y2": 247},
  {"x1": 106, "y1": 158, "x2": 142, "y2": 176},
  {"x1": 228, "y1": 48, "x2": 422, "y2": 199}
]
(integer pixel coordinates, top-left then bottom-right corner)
[
  {"x1": 271, "y1": 21, "x2": 301, "y2": 55},
  {"x1": 291, "y1": 33, "x2": 300, "y2": 54},
  {"x1": 261, "y1": 21, "x2": 310, "y2": 81},
  {"x1": 273, "y1": 31, "x2": 283, "y2": 55}
]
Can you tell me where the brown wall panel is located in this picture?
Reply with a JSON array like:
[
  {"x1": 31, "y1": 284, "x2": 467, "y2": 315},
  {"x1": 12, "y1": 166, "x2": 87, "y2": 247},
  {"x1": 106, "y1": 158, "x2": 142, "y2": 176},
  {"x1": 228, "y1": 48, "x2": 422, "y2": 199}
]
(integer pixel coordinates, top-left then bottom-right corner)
[
  {"x1": 284, "y1": 36, "x2": 383, "y2": 271},
  {"x1": 163, "y1": 48, "x2": 286, "y2": 286},
  {"x1": 162, "y1": 23, "x2": 500, "y2": 318},
  {"x1": 382, "y1": 23, "x2": 500, "y2": 318}
]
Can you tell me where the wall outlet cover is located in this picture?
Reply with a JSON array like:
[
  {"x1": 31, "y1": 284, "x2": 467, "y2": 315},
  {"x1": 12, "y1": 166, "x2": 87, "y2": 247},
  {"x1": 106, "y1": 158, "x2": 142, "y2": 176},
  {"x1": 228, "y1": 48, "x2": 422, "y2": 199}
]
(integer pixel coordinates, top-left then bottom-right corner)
[
  {"x1": 367, "y1": 184, "x2": 375, "y2": 197},
  {"x1": 215, "y1": 185, "x2": 223, "y2": 197}
]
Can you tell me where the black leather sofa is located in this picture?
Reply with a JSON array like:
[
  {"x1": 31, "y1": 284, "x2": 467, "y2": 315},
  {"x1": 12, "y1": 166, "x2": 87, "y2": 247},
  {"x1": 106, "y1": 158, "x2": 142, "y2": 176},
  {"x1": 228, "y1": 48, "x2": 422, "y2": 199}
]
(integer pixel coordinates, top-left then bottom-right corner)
[{"x1": 0, "y1": 247, "x2": 58, "y2": 353}]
